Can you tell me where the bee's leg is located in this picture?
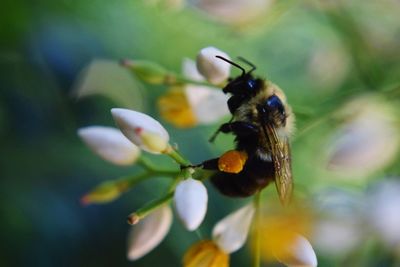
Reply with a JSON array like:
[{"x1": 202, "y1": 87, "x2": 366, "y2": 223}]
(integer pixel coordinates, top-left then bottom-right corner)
[
  {"x1": 218, "y1": 121, "x2": 259, "y2": 137},
  {"x1": 180, "y1": 158, "x2": 220, "y2": 171},
  {"x1": 209, "y1": 121, "x2": 258, "y2": 143},
  {"x1": 201, "y1": 158, "x2": 220, "y2": 170},
  {"x1": 187, "y1": 158, "x2": 220, "y2": 170},
  {"x1": 209, "y1": 117, "x2": 234, "y2": 143}
]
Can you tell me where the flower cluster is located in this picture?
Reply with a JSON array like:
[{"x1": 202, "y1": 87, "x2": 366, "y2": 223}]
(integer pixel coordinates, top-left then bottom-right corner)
[
  {"x1": 311, "y1": 179, "x2": 400, "y2": 257},
  {"x1": 77, "y1": 47, "x2": 317, "y2": 267}
]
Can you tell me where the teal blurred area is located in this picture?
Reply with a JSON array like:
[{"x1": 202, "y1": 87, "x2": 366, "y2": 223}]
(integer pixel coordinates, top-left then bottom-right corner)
[{"x1": 1, "y1": 0, "x2": 400, "y2": 266}]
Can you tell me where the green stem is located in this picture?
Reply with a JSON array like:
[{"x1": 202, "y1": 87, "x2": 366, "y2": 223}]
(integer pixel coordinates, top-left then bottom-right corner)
[
  {"x1": 174, "y1": 74, "x2": 219, "y2": 87},
  {"x1": 118, "y1": 170, "x2": 177, "y2": 191},
  {"x1": 252, "y1": 192, "x2": 262, "y2": 267},
  {"x1": 137, "y1": 156, "x2": 159, "y2": 171},
  {"x1": 117, "y1": 172, "x2": 152, "y2": 191},
  {"x1": 127, "y1": 191, "x2": 174, "y2": 224},
  {"x1": 137, "y1": 156, "x2": 179, "y2": 176},
  {"x1": 164, "y1": 145, "x2": 191, "y2": 167}
]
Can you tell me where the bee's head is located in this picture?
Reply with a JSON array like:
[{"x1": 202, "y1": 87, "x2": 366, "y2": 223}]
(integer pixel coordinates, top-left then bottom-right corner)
[
  {"x1": 216, "y1": 56, "x2": 263, "y2": 96},
  {"x1": 223, "y1": 74, "x2": 263, "y2": 95},
  {"x1": 257, "y1": 94, "x2": 286, "y2": 126}
]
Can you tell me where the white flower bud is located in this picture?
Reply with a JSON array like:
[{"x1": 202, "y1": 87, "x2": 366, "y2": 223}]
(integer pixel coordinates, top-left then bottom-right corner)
[
  {"x1": 311, "y1": 189, "x2": 363, "y2": 257},
  {"x1": 111, "y1": 108, "x2": 170, "y2": 154},
  {"x1": 174, "y1": 178, "x2": 208, "y2": 231},
  {"x1": 77, "y1": 126, "x2": 140, "y2": 165},
  {"x1": 127, "y1": 205, "x2": 173, "y2": 260},
  {"x1": 196, "y1": 0, "x2": 273, "y2": 26},
  {"x1": 212, "y1": 204, "x2": 254, "y2": 253},
  {"x1": 313, "y1": 216, "x2": 361, "y2": 257},
  {"x1": 308, "y1": 46, "x2": 350, "y2": 90},
  {"x1": 277, "y1": 235, "x2": 318, "y2": 267},
  {"x1": 327, "y1": 96, "x2": 399, "y2": 178},
  {"x1": 366, "y1": 179, "x2": 400, "y2": 246},
  {"x1": 196, "y1": 47, "x2": 231, "y2": 85}
]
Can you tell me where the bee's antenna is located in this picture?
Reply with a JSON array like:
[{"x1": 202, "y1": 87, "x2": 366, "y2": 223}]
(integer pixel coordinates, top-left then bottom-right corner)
[
  {"x1": 215, "y1": 56, "x2": 246, "y2": 76},
  {"x1": 237, "y1": 57, "x2": 256, "y2": 73}
]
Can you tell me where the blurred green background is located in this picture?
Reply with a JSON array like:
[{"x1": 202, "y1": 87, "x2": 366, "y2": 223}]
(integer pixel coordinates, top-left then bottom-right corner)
[{"x1": 1, "y1": 0, "x2": 400, "y2": 266}]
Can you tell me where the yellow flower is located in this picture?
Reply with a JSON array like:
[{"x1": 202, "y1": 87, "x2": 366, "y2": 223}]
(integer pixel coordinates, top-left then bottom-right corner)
[
  {"x1": 183, "y1": 240, "x2": 229, "y2": 267},
  {"x1": 157, "y1": 87, "x2": 198, "y2": 128},
  {"x1": 254, "y1": 206, "x2": 317, "y2": 266}
]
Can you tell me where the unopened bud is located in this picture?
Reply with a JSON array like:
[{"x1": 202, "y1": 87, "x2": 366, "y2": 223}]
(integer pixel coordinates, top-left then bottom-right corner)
[
  {"x1": 111, "y1": 108, "x2": 170, "y2": 154},
  {"x1": 78, "y1": 126, "x2": 141, "y2": 165},
  {"x1": 196, "y1": 47, "x2": 231, "y2": 85},
  {"x1": 174, "y1": 178, "x2": 208, "y2": 231},
  {"x1": 141, "y1": 131, "x2": 169, "y2": 154},
  {"x1": 121, "y1": 59, "x2": 172, "y2": 84},
  {"x1": 81, "y1": 181, "x2": 124, "y2": 205}
]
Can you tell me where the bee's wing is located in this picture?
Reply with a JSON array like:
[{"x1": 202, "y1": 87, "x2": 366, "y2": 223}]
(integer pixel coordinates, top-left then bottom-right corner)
[{"x1": 265, "y1": 124, "x2": 293, "y2": 205}]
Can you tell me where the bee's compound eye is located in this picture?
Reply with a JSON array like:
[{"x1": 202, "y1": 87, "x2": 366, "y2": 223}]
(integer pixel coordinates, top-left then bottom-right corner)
[{"x1": 266, "y1": 95, "x2": 285, "y2": 115}]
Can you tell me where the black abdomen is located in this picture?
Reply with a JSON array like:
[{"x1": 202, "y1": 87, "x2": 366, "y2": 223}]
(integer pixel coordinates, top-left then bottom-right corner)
[{"x1": 210, "y1": 156, "x2": 274, "y2": 197}]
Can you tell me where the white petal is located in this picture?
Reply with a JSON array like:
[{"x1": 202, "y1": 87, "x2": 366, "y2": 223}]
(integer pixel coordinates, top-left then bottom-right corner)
[
  {"x1": 196, "y1": 47, "x2": 231, "y2": 85},
  {"x1": 73, "y1": 59, "x2": 144, "y2": 110},
  {"x1": 127, "y1": 205, "x2": 173, "y2": 260},
  {"x1": 366, "y1": 179, "x2": 400, "y2": 246},
  {"x1": 182, "y1": 59, "x2": 230, "y2": 124},
  {"x1": 185, "y1": 85, "x2": 230, "y2": 124},
  {"x1": 111, "y1": 108, "x2": 169, "y2": 154},
  {"x1": 174, "y1": 178, "x2": 208, "y2": 231},
  {"x1": 212, "y1": 204, "x2": 255, "y2": 253},
  {"x1": 77, "y1": 126, "x2": 140, "y2": 165},
  {"x1": 277, "y1": 235, "x2": 317, "y2": 267}
]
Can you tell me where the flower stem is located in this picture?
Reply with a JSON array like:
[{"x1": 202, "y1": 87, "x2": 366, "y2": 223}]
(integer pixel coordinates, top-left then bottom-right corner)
[
  {"x1": 164, "y1": 144, "x2": 191, "y2": 167},
  {"x1": 137, "y1": 156, "x2": 159, "y2": 171},
  {"x1": 252, "y1": 192, "x2": 262, "y2": 267},
  {"x1": 127, "y1": 191, "x2": 174, "y2": 224},
  {"x1": 137, "y1": 156, "x2": 179, "y2": 176},
  {"x1": 118, "y1": 172, "x2": 152, "y2": 190},
  {"x1": 173, "y1": 74, "x2": 217, "y2": 87}
]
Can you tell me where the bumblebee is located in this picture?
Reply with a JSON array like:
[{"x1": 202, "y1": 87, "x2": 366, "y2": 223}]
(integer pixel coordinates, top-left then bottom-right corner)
[{"x1": 200, "y1": 56, "x2": 295, "y2": 204}]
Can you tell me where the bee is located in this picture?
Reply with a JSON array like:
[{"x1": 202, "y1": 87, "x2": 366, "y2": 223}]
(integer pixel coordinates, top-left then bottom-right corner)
[{"x1": 199, "y1": 56, "x2": 295, "y2": 204}]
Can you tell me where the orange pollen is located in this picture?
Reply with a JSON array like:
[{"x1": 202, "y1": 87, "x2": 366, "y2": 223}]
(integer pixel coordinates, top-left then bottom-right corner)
[{"x1": 218, "y1": 150, "x2": 248, "y2": 174}]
